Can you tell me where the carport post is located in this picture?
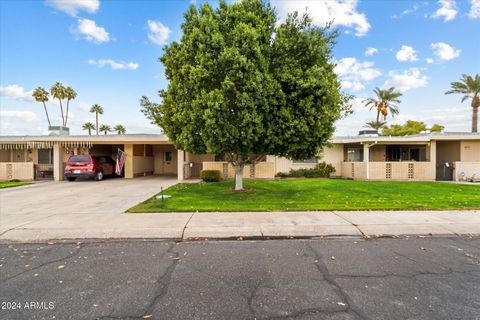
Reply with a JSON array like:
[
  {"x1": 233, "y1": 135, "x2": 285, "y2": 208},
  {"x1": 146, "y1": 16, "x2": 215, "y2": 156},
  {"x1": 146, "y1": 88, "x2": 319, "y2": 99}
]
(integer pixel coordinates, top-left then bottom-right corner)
[
  {"x1": 124, "y1": 144, "x2": 134, "y2": 179},
  {"x1": 177, "y1": 150, "x2": 184, "y2": 181},
  {"x1": 53, "y1": 143, "x2": 65, "y2": 181}
]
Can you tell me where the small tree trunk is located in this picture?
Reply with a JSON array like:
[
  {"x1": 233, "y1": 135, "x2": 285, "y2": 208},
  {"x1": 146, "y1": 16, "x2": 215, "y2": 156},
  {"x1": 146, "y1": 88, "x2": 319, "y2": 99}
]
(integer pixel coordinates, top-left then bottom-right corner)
[
  {"x1": 65, "y1": 99, "x2": 70, "y2": 127},
  {"x1": 42, "y1": 102, "x2": 51, "y2": 127},
  {"x1": 59, "y1": 99, "x2": 65, "y2": 127},
  {"x1": 96, "y1": 114, "x2": 99, "y2": 135},
  {"x1": 234, "y1": 164, "x2": 244, "y2": 191}
]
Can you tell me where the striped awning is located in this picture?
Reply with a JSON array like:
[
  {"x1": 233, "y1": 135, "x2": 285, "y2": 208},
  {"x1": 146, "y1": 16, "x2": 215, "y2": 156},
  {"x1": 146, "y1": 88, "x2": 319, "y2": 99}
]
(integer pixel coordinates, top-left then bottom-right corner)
[{"x1": 0, "y1": 140, "x2": 93, "y2": 150}]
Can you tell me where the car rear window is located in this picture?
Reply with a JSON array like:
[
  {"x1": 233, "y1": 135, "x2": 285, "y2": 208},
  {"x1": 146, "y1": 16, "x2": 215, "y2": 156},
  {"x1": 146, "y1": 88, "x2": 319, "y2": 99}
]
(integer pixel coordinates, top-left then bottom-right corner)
[{"x1": 68, "y1": 155, "x2": 91, "y2": 163}]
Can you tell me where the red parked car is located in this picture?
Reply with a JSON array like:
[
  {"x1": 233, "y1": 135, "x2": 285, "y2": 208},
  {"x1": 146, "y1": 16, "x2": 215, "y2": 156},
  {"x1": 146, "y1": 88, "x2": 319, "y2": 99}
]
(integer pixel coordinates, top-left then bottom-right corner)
[{"x1": 64, "y1": 155, "x2": 116, "y2": 181}]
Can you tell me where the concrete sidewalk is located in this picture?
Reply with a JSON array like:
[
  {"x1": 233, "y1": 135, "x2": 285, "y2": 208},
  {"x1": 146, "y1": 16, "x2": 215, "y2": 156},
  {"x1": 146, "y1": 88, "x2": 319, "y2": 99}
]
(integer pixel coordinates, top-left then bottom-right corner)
[{"x1": 1, "y1": 210, "x2": 479, "y2": 242}]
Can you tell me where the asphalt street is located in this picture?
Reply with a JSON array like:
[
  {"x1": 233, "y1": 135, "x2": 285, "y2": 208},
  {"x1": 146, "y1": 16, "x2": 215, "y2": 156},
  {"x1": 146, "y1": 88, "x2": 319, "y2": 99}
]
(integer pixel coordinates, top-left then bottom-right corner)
[{"x1": 0, "y1": 237, "x2": 479, "y2": 320}]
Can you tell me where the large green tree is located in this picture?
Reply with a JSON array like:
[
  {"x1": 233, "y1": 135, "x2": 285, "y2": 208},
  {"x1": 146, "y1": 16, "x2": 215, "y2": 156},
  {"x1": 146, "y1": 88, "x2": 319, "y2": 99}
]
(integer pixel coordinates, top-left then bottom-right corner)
[
  {"x1": 445, "y1": 74, "x2": 480, "y2": 133},
  {"x1": 141, "y1": 0, "x2": 349, "y2": 190}
]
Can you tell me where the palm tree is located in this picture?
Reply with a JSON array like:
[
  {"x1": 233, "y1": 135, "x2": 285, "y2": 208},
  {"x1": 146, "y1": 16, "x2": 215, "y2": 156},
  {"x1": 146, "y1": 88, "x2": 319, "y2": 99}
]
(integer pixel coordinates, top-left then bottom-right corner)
[
  {"x1": 364, "y1": 87, "x2": 402, "y2": 122},
  {"x1": 89, "y1": 104, "x2": 104, "y2": 135},
  {"x1": 365, "y1": 120, "x2": 386, "y2": 131},
  {"x1": 99, "y1": 124, "x2": 111, "y2": 135},
  {"x1": 82, "y1": 122, "x2": 95, "y2": 135},
  {"x1": 32, "y1": 87, "x2": 51, "y2": 127},
  {"x1": 64, "y1": 86, "x2": 77, "y2": 127},
  {"x1": 113, "y1": 124, "x2": 126, "y2": 134},
  {"x1": 50, "y1": 82, "x2": 66, "y2": 126},
  {"x1": 445, "y1": 74, "x2": 480, "y2": 133}
]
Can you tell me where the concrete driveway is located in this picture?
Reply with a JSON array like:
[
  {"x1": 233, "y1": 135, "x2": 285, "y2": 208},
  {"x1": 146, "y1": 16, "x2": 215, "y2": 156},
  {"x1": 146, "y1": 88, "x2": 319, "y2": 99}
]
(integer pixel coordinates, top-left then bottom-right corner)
[{"x1": 0, "y1": 176, "x2": 181, "y2": 239}]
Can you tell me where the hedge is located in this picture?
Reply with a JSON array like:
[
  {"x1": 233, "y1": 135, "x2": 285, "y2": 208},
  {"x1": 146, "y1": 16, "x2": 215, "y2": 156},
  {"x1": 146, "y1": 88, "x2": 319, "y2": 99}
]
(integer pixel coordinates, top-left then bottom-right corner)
[{"x1": 200, "y1": 170, "x2": 221, "y2": 182}]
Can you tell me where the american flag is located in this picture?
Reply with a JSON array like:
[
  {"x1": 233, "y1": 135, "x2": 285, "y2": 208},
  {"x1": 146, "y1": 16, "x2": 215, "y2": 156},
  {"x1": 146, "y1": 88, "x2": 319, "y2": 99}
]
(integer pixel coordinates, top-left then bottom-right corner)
[{"x1": 115, "y1": 148, "x2": 126, "y2": 176}]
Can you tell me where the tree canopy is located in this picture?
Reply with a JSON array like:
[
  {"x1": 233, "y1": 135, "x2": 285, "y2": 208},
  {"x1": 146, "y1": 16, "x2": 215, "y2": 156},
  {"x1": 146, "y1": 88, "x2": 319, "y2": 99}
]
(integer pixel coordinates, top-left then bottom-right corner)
[
  {"x1": 381, "y1": 120, "x2": 444, "y2": 136},
  {"x1": 141, "y1": 0, "x2": 350, "y2": 189}
]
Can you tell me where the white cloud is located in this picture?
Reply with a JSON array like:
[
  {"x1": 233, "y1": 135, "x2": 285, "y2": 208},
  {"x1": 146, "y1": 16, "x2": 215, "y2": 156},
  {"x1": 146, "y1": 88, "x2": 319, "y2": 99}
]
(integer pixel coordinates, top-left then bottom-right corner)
[
  {"x1": 468, "y1": 0, "x2": 480, "y2": 18},
  {"x1": 76, "y1": 101, "x2": 92, "y2": 112},
  {"x1": 147, "y1": 20, "x2": 171, "y2": 45},
  {"x1": 88, "y1": 59, "x2": 139, "y2": 70},
  {"x1": 383, "y1": 68, "x2": 429, "y2": 93},
  {"x1": 74, "y1": 18, "x2": 110, "y2": 43},
  {"x1": 272, "y1": 0, "x2": 370, "y2": 36},
  {"x1": 396, "y1": 45, "x2": 419, "y2": 62},
  {"x1": 364, "y1": 47, "x2": 378, "y2": 56},
  {"x1": 46, "y1": 0, "x2": 100, "y2": 16},
  {"x1": 0, "y1": 84, "x2": 34, "y2": 102},
  {"x1": 426, "y1": 58, "x2": 434, "y2": 64},
  {"x1": 334, "y1": 57, "x2": 381, "y2": 91},
  {"x1": 391, "y1": 3, "x2": 420, "y2": 19},
  {"x1": 0, "y1": 110, "x2": 37, "y2": 123},
  {"x1": 341, "y1": 81, "x2": 365, "y2": 92},
  {"x1": 431, "y1": 42, "x2": 461, "y2": 61},
  {"x1": 431, "y1": 0, "x2": 457, "y2": 21}
]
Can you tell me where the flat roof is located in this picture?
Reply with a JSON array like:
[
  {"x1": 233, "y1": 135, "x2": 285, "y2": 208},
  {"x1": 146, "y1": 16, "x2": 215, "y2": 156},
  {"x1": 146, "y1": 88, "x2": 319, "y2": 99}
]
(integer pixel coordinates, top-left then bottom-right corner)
[
  {"x1": 0, "y1": 132, "x2": 478, "y2": 148},
  {"x1": 332, "y1": 132, "x2": 480, "y2": 144}
]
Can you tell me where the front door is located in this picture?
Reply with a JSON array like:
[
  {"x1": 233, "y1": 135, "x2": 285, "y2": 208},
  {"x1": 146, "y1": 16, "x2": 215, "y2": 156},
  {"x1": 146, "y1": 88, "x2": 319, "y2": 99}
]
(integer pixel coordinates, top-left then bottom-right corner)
[{"x1": 436, "y1": 162, "x2": 454, "y2": 180}]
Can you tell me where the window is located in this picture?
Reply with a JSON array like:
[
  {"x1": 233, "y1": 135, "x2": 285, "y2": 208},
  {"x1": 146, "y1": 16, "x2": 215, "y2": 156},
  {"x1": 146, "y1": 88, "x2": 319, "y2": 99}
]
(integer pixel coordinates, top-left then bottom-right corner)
[
  {"x1": 386, "y1": 146, "x2": 401, "y2": 161},
  {"x1": 409, "y1": 148, "x2": 426, "y2": 161},
  {"x1": 165, "y1": 151, "x2": 172, "y2": 162},
  {"x1": 293, "y1": 158, "x2": 317, "y2": 164},
  {"x1": 68, "y1": 155, "x2": 90, "y2": 163},
  {"x1": 347, "y1": 148, "x2": 363, "y2": 162},
  {"x1": 38, "y1": 149, "x2": 53, "y2": 164}
]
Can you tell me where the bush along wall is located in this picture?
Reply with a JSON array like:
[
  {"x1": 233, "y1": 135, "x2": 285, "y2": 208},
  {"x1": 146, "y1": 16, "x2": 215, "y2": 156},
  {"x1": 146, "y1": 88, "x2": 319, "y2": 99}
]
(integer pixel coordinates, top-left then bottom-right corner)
[
  {"x1": 276, "y1": 162, "x2": 335, "y2": 178},
  {"x1": 200, "y1": 170, "x2": 222, "y2": 182}
]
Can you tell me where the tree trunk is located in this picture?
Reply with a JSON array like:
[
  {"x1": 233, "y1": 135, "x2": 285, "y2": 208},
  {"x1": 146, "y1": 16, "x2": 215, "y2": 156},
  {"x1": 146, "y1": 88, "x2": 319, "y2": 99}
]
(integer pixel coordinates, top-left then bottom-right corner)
[
  {"x1": 234, "y1": 164, "x2": 244, "y2": 191},
  {"x1": 65, "y1": 99, "x2": 70, "y2": 127},
  {"x1": 472, "y1": 96, "x2": 479, "y2": 133},
  {"x1": 59, "y1": 99, "x2": 65, "y2": 127},
  {"x1": 42, "y1": 102, "x2": 51, "y2": 127},
  {"x1": 88, "y1": 128, "x2": 91, "y2": 135},
  {"x1": 376, "y1": 110, "x2": 380, "y2": 122},
  {"x1": 96, "y1": 114, "x2": 99, "y2": 135}
]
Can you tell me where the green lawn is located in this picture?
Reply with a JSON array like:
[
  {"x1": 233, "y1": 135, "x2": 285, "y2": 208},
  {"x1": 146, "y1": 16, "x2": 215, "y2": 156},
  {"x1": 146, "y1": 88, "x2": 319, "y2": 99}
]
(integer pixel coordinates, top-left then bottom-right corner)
[
  {"x1": 128, "y1": 179, "x2": 480, "y2": 212},
  {"x1": 0, "y1": 181, "x2": 30, "y2": 189}
]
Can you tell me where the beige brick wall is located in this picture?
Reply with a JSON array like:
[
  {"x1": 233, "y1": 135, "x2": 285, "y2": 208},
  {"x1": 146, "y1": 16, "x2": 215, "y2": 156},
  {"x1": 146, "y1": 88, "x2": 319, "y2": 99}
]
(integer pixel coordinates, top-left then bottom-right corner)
[
  {"x1": 369, "y1": 162, "x2": 435, "y2": 180},
  {"x1": 320, "y1": 145, "x2": 343, "y2": 176},
  {"x1": 341, "y1": 162, "x2": 366, "y2": 179},
  {"x1": 0, "y1": 162, "x2": 35, "y2": 181},
  {"x1": 460, "y1": 140, "x2": 480, "y2": 162},
  {"x1": 202, "y1": 161, "x2": 274, "y2": 179},
  {"x1": 455, "y1": 161, "x2": 480, "y2": 180}
]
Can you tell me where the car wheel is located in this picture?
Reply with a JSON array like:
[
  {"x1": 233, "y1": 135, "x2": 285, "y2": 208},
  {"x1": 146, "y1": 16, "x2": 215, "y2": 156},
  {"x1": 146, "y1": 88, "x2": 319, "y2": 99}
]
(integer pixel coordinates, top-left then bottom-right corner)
[
  {"x1": 95, "y1": 171, "x2": 104, "y2": 181},
  {"x1": 67, "y1": 177, "x2": 76, "y2": 182}
]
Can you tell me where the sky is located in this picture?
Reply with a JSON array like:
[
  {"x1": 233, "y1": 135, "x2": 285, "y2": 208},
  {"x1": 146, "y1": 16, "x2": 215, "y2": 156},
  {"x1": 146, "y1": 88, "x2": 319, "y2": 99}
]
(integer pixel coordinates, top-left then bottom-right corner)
[{"x1": 1, "y1": 0, "x2": 479, "y2": 137}]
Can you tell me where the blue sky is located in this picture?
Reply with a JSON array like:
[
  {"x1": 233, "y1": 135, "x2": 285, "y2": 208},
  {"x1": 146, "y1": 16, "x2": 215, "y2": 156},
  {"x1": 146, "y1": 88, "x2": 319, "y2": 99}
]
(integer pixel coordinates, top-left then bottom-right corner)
[{"x1": 1, "y1": 0, "x2": 479, "y2": 136}]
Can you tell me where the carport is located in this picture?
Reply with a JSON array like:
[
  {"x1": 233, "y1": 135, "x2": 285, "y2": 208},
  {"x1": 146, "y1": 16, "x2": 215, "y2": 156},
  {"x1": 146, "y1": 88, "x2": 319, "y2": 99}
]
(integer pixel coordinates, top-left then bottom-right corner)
[{"x1": 0, "y1": 134, "x2": 186, "y2": 182}]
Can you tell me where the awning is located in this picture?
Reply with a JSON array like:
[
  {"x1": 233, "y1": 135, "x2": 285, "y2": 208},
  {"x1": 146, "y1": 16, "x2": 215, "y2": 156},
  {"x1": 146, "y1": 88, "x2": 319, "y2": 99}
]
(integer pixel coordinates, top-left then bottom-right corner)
[{"x1": 0, "y1": 140, "x2": 93, "y2": 150}]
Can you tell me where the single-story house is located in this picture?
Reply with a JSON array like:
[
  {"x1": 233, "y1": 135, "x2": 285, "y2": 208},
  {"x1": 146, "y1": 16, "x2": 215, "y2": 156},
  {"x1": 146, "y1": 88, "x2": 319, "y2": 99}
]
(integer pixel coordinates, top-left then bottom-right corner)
[{"x1": 0, "y1": 132, "x2": 479, "y2": 182}]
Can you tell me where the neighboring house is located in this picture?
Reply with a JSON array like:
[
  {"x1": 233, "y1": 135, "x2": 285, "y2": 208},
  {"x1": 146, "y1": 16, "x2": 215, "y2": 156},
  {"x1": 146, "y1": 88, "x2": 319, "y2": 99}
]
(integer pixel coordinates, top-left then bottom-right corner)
[{"x1": 0, "y1": 132, "x2": 479, "y2": 182}]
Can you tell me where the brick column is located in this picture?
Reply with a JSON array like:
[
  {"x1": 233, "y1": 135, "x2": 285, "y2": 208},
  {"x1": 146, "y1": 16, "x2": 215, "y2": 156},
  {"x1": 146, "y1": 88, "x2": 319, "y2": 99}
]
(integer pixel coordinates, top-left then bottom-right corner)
[
  {"x1": 53, "y1": 143, "x2": 65, "y2": 181},
  {"x1": 124, "y1": 144, "x2": 134, "y2": 179},
  {"x1": 177, "y1": 150, "x2": 184, "y2": 181}
]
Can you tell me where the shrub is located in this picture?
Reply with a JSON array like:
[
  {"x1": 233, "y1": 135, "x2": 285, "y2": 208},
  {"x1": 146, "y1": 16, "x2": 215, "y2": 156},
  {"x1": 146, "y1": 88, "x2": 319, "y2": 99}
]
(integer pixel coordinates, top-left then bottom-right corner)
[
  {"x1": 200, "y1": 170, "x2": 221, "y2": 182},
  {"x1": 8, "y1": 179, "x2": 21, "y2": 182},
  {"x1": 275, "y1": 161, "x2": 335, "y2": 178}
]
